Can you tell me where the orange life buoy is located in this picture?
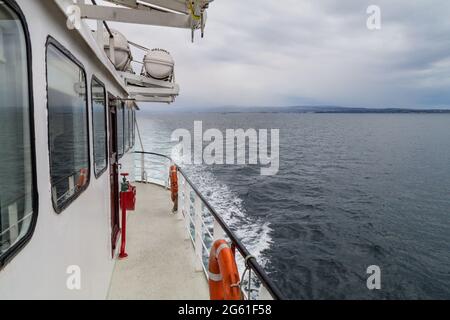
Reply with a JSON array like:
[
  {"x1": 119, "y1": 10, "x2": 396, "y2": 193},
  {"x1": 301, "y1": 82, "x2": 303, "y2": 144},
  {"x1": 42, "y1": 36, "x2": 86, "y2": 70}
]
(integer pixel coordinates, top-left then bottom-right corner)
[
  {"x1": 170, "y1": 165, "x2": 178, "y2": 202},
  {"x1": 208, "y1": 240, "x2": 242, "y2": 300},
  {"x1": 77, "y1": 168, "x2": 88, "y2": 189}
]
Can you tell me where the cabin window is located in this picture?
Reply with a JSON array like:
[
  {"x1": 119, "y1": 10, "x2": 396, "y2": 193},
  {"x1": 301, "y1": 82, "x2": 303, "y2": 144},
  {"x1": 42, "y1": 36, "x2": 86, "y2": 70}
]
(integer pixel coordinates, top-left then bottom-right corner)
[
  {"x1": 0, "y1": 1, "x2": 37, "y2": 266},
  {"x1": 46, "y1": 39, "x2": 90, "y2": 213},
  {"x1": 91, "y1": 77, "x2": 108, "y2": 177},
  {"x1": 117, "y1": 102, "x2": 124, "y2": 158}
]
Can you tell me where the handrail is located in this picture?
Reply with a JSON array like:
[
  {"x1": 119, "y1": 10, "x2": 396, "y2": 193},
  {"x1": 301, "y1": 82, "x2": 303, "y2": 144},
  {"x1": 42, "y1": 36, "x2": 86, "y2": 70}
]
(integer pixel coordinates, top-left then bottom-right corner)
[
  {"x1": 134, "y1": 151, "x2": 284, "y2": 300},
  {"x1": 135, "y1": 151, "x2": 172, "y2": 162}
]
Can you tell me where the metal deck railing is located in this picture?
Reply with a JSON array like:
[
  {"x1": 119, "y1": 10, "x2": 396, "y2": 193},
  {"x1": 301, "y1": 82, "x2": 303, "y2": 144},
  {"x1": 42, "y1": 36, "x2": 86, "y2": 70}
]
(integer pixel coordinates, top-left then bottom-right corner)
[{"x1": 133, "y1": 151, "x2": 283, "y2": 300}]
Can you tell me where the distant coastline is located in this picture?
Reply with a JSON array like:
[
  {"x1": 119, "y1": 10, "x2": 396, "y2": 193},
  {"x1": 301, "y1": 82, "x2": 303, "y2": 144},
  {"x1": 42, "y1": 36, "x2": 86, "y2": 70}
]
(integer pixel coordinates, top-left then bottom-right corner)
[
  {"x1": 219, "y1": 106, "x2": 450, "y2": 114},
  {"x1": 143, "y1": 105, "x2": 450, "y2": 114},
  {"x1": 294, "y1": 106, "x2": 450, "y2": 114}
]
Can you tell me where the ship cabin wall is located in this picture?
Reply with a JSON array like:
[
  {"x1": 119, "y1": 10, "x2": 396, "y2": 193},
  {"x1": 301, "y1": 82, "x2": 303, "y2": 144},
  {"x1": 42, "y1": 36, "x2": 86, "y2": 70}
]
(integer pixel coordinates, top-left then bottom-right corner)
[{"x1": 0, "y1": 0, "x2": 136, "y2": 299}]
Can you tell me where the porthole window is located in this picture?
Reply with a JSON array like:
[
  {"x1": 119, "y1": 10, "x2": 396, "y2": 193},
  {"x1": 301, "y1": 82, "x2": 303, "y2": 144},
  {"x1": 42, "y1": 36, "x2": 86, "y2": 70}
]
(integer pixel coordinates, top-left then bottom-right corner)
[
  {"x1": 91, "y1": 77, "x2": 108, "y2": 177},
  {"x1": 0, "y1": 0, "x2": 37, "y2": 267},
  {"x1": 46, "y1": 38, "x2": 90, "y2": 213}
]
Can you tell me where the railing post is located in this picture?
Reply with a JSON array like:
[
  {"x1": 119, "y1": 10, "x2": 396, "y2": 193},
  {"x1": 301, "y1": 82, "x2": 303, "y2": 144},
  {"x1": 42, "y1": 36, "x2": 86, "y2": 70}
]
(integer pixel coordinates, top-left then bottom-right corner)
[
  {"x1": 166, "y1": 161, "x2": 171, "y2": 190},
  {"x1": 51, "y1": 187, "x2": 57, "y2": 205},
  {"x1": 213, "y1": 219, "x2": 225, "y2": 241},
  {"x1": 183, "y1": 181, "x2": 191, "y2": 240},
  {"x1": 177, "y1": 173, "x2": 183, "y2": 221},
  {"x1": 259, "y1": 285, "x2": 274, "y2": 300},
  {"x1": 8, "y1": 203, "x2": 18, "y2": 244},
  {"x1": 96, "y1": 20, "x2": 104, "y2": 48},
  {"x1": 140, "y1": 153, "x2": 145, "y2": 182},
  {"x1": 194, "y1": 194, "x2": 204, "y2": 272},
  {"x1": 68, "y1": 176, "x2": 75, "y2": 197}
]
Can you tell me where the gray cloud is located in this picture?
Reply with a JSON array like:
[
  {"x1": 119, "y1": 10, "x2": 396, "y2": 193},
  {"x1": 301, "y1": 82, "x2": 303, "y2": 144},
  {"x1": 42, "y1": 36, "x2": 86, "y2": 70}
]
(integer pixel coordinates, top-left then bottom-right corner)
[{"x1": 100, "y1": 0, "x2": 450, "y2": 109}]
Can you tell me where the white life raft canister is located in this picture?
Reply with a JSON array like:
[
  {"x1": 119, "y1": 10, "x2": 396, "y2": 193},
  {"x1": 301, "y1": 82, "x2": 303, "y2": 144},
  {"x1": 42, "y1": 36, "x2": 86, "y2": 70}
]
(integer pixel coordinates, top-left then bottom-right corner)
[
  {"x1": 143, "y1": 49, "x2": 175, "y2": 81},
  {"x1": 103, "y1": 29, "x2": 132, "y2": 71}
]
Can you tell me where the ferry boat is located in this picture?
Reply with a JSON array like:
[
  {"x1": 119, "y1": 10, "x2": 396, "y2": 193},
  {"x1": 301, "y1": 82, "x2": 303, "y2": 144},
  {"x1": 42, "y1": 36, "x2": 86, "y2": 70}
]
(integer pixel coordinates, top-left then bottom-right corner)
[{"x1": 0, "y1": 0, "x2": 282, "y2": 300}]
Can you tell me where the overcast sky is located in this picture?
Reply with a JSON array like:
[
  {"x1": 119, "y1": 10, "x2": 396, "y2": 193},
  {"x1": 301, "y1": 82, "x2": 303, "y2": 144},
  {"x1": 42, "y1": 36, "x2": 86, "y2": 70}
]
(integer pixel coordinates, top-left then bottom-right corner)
[{"x1": 100, "y1": 0, "x2": 450, "y2": 109}]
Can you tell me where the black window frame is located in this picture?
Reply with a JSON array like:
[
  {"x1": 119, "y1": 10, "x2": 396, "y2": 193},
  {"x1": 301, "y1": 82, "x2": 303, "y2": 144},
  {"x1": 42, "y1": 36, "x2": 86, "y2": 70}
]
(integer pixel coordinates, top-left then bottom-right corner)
[
  {"x1": 45, "y1": 36, "x2": 91, "y2": 214},
  {"x1": 0, "y1": 0, "x2": 39, "y2": 269},
  {"x1": 91, "y1": 75, "x2": 108, "y2": 179}
]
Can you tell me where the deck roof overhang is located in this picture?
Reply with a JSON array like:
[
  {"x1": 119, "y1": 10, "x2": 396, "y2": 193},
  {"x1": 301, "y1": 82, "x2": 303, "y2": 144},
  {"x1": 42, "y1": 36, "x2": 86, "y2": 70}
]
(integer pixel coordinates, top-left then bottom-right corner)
[
  {"x1": 77, "y1": 0, "x2": 211, "y2": 30},
  {"x1": 109, "y1": 0, "x2": 198, "y2": 15}
]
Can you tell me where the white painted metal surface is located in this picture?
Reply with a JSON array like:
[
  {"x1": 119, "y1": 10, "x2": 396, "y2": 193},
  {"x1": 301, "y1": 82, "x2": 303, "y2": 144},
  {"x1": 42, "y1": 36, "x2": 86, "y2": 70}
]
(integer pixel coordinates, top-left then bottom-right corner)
[
  {"x1": 108, "y1": 0, "x2": 202, "y2": 15},
  {"x1": 78, "y1": 3, "x2": 194, "y2": 29},
  {"x1": 0, "y1": 0, "x2": 133, "y2": 299},
  {"x1": 105, "y1": 0, "x2": 212, "y2": 20}
]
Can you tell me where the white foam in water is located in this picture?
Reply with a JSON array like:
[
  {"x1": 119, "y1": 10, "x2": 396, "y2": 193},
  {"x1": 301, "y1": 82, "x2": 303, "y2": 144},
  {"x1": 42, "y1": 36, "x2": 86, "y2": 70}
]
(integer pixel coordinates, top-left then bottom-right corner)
[
  {"x1": 183, "y1": 165, "x2": 273, "y2": 268},
  {"x1": 185, "y1": 166, "x2": 273, "y2": 298}
]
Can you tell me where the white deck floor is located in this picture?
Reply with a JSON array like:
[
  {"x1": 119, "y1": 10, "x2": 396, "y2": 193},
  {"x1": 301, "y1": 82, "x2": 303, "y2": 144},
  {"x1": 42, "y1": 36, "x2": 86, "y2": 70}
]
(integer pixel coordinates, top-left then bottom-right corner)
[{"x1": 108, "y1": 183, "x2": 209, "y2": 300}]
